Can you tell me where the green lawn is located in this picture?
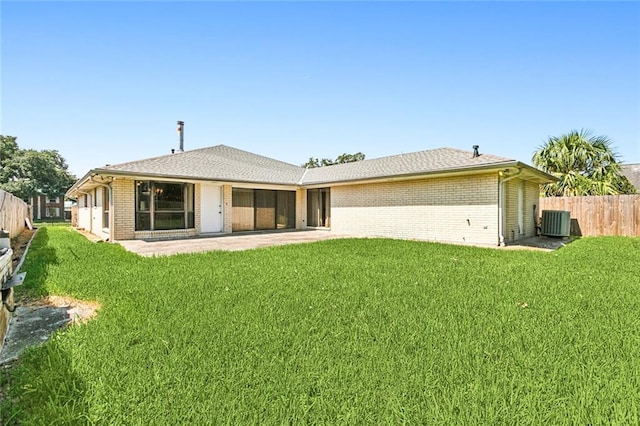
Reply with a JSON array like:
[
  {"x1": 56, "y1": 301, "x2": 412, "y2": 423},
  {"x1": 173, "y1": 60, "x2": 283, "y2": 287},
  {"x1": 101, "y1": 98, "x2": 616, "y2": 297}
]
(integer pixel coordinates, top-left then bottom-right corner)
[{"x1": 2, "y1": 226, "x2": 640, "y2": 424}]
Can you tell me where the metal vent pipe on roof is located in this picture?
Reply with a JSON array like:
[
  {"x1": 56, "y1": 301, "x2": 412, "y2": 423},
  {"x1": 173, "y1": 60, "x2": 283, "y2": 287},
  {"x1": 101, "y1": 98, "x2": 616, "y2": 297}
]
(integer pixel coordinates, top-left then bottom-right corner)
[
  {"x1": 177, "y1": 121, "x2": 185, "y2": 152},
  {"x1": 472, "y1": 145, "x2": 480, "y2": 158}
]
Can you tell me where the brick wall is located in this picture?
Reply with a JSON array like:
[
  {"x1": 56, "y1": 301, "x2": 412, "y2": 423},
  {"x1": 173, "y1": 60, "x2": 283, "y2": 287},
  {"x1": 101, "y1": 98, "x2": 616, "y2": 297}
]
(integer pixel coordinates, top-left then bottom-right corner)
[
  {"x1": 112, "y1": 178, "x2": 135, "y2": 241},
  {"x1": 31, "y1": 195, "x2": 65, "y2": 220},
  {"x1": 330, "y1": 173, "x2": 500, "y2": 246},
  {"x1": 75, "y1": 187, "x2": 109, "y2": 240},
  {"x1": 503, "y1": 179, "x2": 540, "y2": 242},
  {"x1": 112, "y1": 180, "x2": 204, "y2": 241},
  {"x1": 504, "y1": 180, "x2": 520, "y2": 242},
  {"x1": 222, "y1": 185, "x2": 233, "y2": 233},
  {"x1": 134, "y1": 229, "x2": 199, "y2": 240},
  {"x1": 296, "y1": 188, "x2": 307, "y2": 230},
  {"x1": 194, "y1": 183, "x2": 202, "y2": 233}
]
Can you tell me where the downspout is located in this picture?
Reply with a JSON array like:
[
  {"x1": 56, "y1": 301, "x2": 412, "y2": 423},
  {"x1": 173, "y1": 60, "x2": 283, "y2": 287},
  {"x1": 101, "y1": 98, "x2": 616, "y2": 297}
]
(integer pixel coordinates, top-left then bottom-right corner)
[
  {"x1": 498, "y1": 168, "x2": 522, "y2": 246},
  {"x1": 90, "y1": 176, "x2": 114, "y2": 241}
]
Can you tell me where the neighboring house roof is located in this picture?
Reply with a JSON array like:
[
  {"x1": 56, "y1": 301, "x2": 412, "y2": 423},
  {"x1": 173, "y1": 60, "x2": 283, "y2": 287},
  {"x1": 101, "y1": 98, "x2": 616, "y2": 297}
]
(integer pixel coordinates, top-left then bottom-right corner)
[
  {"x1": 67, "y1": 144, "x2": 556, "y2": 197},
  {"x1": 621, "y1": 164, "x2": 640, "y2": 192}
]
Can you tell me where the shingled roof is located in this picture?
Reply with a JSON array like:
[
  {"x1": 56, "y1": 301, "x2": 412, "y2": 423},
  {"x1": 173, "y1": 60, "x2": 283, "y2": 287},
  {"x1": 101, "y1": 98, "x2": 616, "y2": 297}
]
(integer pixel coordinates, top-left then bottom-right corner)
[
  {"x1": 303, "y1": 147, "x2": 515, "y2": 185},
  {"x1": 94, "y1": 145, "x2": 304, "y2": 185},
  {"x1": 69, "y1": 144, "x2": 554, "y2": 196}
]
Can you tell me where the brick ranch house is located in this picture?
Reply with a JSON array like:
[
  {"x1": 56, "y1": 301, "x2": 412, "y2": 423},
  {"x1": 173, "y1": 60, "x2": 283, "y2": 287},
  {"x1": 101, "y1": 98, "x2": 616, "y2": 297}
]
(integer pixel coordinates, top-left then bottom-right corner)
[
  {"x1": 66, "y1": 145, "x2": 556, "y2": 246},
  {"x1": 28, "y1": 194, "x2": 66, "y2": 221}
]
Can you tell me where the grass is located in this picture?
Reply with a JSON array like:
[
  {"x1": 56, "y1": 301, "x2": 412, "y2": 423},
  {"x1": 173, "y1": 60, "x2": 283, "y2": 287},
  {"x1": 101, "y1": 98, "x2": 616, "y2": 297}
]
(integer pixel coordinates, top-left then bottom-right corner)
[{"x1": 2, "y1": 226, "x2": 640, "y2": 424}]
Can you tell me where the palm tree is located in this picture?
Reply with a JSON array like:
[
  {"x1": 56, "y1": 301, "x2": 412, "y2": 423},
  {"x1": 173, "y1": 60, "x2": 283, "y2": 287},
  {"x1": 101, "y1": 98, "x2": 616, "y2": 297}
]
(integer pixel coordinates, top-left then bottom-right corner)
[{"x1": 533, "y1": 129, "x2": 636, "y2": 196}]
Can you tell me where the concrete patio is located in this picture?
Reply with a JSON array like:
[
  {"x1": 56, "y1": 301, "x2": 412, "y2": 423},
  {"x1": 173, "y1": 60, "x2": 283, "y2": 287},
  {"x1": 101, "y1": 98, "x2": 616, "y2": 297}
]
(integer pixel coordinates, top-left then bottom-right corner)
[
  {"x1": 117, "y1": 230, "x2": 353, "y2": 257},
  {"x1": 116, "y1": 229, "x2": 573, "y2": 257}
]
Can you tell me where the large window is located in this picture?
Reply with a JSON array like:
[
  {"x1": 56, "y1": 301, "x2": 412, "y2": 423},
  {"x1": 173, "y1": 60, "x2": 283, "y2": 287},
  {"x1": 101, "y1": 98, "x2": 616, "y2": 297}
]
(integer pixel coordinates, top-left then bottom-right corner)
[
  {"x1": 232, "y1": 189, "x2": 295, "y2": 232},
  {"x1": 135, "y1": 181, "x2": 195, "y2": 231},
  {"x1": 46, "y1": 207, "x2": 60, "y2": 218},
  {"x1": 103, "y1": 187, "x2": 110, "y2": 229}
]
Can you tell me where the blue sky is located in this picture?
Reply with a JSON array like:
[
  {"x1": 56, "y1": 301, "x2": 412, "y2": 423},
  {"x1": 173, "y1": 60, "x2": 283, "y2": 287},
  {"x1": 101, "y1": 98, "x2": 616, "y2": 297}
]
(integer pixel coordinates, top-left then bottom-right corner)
[{"x1": 2, "y1": 1, "x2": 639, "y2": 178}]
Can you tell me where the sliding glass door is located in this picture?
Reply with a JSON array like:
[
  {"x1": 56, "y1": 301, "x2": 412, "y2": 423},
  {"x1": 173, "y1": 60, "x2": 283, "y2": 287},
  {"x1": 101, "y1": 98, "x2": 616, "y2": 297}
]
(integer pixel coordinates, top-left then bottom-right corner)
[
  {"x1": 307, "y1": 188, "x2": 330, "y2": 227},
  {"x1": 232, "y1": 189, "x2": 296, "y2": 232}
]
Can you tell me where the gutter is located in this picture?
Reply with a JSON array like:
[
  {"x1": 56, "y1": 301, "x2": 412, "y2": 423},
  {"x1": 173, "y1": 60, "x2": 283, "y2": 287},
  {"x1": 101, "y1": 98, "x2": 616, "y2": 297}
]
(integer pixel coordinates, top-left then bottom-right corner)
[
  {"x1": 71, "y1": 160, "x2": 557, "y2": 191},
  {"x1": 65, "y1": 170, "x2": 94, "y2": 199},
  {"x1": 302, "y1": 161, "x2": 556, "y2": 187},
  {"x1": 498, "y1": 167, "x2": 522, "y2": 246},
  {"x1": 89, "y1": 169, "x2": 300, "y2": 187}
]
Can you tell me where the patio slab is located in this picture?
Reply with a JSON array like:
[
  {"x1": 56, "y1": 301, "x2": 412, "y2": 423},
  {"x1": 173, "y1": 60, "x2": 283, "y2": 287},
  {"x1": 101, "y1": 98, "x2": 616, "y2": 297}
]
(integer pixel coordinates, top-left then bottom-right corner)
[
  {"x1": 0, "y1": 305, "x2": 70, "y2": 366},
  {"x1": 503, "y1": 235, "x2": 575, "y2": 251},
  {"x1": 117, "y1": 230, "x2": 573, "y2": 257},
  {"x1": 118, "y1": 230, "x2": 352, "y2": 257}
]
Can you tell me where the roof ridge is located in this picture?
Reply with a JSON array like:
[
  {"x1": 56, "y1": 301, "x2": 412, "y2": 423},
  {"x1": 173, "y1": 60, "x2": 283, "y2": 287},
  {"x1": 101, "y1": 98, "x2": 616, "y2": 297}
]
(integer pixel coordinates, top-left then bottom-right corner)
[
  {"x1": 443, "y1": 146, "x2": 515, "y2": 162},
  {"x1": 298, "y1": 167, "x2": 309, "y2": 185},
  {"x1": 99, "y1": 144, "x2": 303, "y2": 172},
  {"x1": 210, "y1": 145, "x2": 303, "y2": 169},
  {"x1": 362, "y1": 147, "x2": 447, "y2": 162},
  {"x1": 99, "y1": 147, "x2": 196, "y2": 171},
  {"x1": 309, "y1": 147, "x2": 449, "y2": 170}
]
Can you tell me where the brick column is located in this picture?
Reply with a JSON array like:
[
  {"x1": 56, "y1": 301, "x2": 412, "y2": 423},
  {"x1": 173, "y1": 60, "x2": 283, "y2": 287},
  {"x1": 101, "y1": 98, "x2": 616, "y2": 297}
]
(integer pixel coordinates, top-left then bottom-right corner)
[
  {"x1": 194, "y1": 183, "x2": 201, "y2": 233},
  {"x1": 111, "y1": 178, "x2": 135, "y2": 241},
  {"x1": 296, "y1": 188, "x2": 307, "y2": 230},
  {"x1": 222, "y1": 185, "x2": 233, "y2": 233}
]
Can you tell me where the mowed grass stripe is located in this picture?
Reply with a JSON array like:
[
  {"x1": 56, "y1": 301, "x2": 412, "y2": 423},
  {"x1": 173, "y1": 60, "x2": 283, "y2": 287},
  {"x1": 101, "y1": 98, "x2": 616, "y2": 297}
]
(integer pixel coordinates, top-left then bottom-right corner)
[{"x1": 2, "y1": 226, "x2": 639, "y2": 424}]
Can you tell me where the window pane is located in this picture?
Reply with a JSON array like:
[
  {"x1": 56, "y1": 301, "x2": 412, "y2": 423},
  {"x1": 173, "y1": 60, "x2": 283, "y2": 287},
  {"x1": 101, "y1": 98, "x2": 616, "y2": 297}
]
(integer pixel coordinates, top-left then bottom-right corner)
[
  {"x1": 307, "y1": 188, "x2": 330, "y2": 227},
  {"x1": 255, "y1": 190, "x2": 276, "y2": 230},
  {"x1": 187, "y1": 184, "x2": 194, "y2": 213},
  {"x1": 103, "y1": 188, "x2": 110, "y2": 212},
  {"x1": 136, "y1": 212, "x2": 151, "y2": 230},
  {"x1": 232, "y1": 189, "x2": 254, "y2": 231},
  {"x1": 154, "y1": 212, "x2": 185, "y2": 230},
  {"x1": 307, "y1": 189, "x2": 319, "y2": 227},
  {"x1": 277, "y1": 191, "x2": 295, "y2": 229},
  {"x1": 155, "y1": 183, "x2": 184, "y2": 211},
  {"x1": 187, "y1": 184, "x2": 194, "y2": 228},
  {"x1": 136, "y1": 181, "x2": 151, "y2": 211}
]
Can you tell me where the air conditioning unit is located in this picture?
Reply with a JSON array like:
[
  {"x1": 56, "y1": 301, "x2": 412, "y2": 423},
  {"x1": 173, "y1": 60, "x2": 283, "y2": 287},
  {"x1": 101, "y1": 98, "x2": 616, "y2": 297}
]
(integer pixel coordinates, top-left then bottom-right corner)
[{"x1": 541, "y1": 210, "x2": 571, "y2": 237}]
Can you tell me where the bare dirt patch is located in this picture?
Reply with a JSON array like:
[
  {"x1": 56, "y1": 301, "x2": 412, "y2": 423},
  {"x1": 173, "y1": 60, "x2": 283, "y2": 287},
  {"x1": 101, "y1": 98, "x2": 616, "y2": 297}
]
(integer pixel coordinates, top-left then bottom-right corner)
[
  {"x1": 20, "y1": 296, "x2": 101, "y2": 325},
  {"x1": 10, "y1": 228, "x2": 36, "y2": 271}
]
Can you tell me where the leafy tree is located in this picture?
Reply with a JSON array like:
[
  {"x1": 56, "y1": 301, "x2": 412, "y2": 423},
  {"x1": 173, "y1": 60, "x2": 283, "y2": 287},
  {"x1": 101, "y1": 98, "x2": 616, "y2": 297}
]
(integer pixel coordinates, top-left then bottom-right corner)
[
  {"x1": 0, "y1": 135, "x2": 20, "y2": 183},
  {"x1": 302, "y1": 152, "x2": 366, "y2": 168},
  {"x1": 0, "y1": 135, "x2": 77, "y2": 200},
  {"x1": 533, "y1": 129, "x2": 636, "y2": 196},
  {"x1": 335, "y1": 152, "x2": 365, "y2": 164}
]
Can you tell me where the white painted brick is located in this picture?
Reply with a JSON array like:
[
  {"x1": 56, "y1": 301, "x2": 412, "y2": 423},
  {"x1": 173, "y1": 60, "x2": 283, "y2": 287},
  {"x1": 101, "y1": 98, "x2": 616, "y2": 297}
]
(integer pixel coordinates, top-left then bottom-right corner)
[{"x1": 330, "y1": 174, "x2": 501, "y2": 246}]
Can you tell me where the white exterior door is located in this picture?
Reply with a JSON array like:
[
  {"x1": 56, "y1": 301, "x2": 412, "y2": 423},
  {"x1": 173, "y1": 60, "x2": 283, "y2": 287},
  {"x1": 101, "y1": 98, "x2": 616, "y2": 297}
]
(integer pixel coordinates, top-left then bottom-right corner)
[{"x1": 200, "y1": 184, "x2": 222, "y2": 233}]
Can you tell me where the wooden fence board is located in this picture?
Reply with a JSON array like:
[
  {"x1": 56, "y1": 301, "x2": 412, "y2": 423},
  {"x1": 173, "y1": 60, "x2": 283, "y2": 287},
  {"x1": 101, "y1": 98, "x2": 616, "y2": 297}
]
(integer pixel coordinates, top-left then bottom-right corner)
[
  {"x1": 539, "y1": 194, "x2": 640, "y2": 237},
  {"x1": 0, "y1": 190, "x2": 30, "y2": 238}
]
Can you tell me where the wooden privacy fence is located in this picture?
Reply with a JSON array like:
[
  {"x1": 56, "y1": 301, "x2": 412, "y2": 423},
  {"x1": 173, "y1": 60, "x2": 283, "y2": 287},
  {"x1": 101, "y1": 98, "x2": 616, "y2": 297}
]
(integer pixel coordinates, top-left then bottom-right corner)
[
  {"x1": 539, "y1": 195, "x2": 640, "y2": 237},
  {"x1": 0, "y1": 190, "x2": 30, "y2": 238}
]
